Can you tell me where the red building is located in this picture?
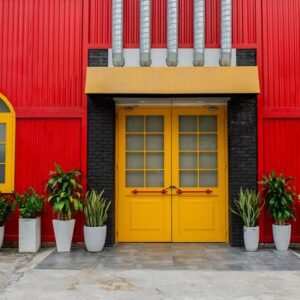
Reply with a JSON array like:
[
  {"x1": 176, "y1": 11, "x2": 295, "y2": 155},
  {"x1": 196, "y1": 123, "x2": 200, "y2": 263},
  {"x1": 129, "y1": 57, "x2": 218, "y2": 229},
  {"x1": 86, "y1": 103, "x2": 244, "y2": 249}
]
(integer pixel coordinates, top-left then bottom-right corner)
[{"x1": 0, "y1": 0, "x2": 299, "y2": 245}]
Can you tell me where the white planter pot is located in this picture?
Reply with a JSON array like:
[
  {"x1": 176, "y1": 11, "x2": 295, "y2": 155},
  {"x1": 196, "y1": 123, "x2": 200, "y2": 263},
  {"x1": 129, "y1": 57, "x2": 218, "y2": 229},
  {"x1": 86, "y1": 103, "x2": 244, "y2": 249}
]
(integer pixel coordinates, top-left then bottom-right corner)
[
  {"x1": 84, "y1": 225, "x2": 107, "y2": 252},
  {"x1": 19, "y1": 217, "x2": 41, "y2": 253},
  {"x1": 53, "y1": 219, "x2": 75, "y2": 252},
  {"x1": 243, "y1": 226, "x2": 259, "y2": 252},
  {"x1": 0, "y1": 226, "x2": 4, "y2": 248},
  {"x1": 272, "y1": 224, "x2": 291, "y2": 251}
]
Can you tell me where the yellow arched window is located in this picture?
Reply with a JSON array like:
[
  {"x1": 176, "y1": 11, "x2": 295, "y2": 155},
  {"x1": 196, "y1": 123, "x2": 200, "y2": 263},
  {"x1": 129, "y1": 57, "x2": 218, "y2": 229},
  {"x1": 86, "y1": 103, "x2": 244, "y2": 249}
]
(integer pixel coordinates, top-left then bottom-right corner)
[{"x1": 0, "y1": 93, "x2": 15, "y2": 193}]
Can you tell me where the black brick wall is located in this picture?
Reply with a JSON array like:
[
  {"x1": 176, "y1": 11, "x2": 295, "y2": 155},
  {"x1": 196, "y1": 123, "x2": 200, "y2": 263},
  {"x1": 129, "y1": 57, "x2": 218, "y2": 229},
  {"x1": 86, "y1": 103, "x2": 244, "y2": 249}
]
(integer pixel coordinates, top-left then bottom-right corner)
[
  {"x1": 88, "y1": 96, "x2": 115, "y2": 246},
  {"x1": 87, "y1": 49, "x2": 116, "y2": 246},
  {"x1": 88, "y1": 49, "x2": 109, "y2": 67},
  {"x1": 228, "y1": 49, "x2": 257, "y2": 246},
  {"x1": 228, "y1": 96, "x2": 257, "y2": 246},
  {"x1": 236, "y1": 49, "x2": 256, "y2": 66}
]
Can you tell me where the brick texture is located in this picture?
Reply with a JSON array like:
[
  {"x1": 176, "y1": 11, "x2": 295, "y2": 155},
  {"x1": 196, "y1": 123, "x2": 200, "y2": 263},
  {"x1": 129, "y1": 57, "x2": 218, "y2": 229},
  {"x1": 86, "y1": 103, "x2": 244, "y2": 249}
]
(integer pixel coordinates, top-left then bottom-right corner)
[
  {"x1": 236, "y1": 49, "x2": 256, "y2": 66},
  {"x1": 87, "y1": 49, "x2": 116, "y2": 246},
  {"x1": 88, "y1": 49, "x2": 109, "y2": 67},
  {"x1": 88, "y1": 96, "x2": 115, "y2": 246},
  {"x1": 228, "y1": 49, "x2": 257, "y2": 246}
]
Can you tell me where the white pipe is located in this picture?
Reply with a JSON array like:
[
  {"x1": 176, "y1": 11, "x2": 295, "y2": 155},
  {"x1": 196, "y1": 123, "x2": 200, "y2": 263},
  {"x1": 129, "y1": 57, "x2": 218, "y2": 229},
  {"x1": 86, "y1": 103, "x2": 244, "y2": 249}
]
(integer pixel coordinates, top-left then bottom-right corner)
[
  {"x1": 166, "y1": 0, "x2": 178, "y2": 66},
  {"x1": 220, "y1": 0, "x2": 232, "y2": 66},
  {"x1": 193, "y1": 0, "x2": 205, "y2": 66},
  {"x1": 112, "y1": 0, "x2": 125, "y2": 67},
  {"x1": 140, "y1": 0, "x2": 152, "y2": 66}
]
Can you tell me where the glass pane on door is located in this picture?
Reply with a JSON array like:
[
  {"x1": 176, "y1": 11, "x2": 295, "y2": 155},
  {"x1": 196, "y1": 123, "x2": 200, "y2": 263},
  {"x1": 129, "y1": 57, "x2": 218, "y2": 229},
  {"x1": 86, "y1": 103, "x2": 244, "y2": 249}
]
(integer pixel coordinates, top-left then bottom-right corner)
[
  {"x1": 179, "y1": 115, "x2": 218, "y2": 188},
  {"x1": 126, "y1": 115, "x2": 165, "y2": 188}
]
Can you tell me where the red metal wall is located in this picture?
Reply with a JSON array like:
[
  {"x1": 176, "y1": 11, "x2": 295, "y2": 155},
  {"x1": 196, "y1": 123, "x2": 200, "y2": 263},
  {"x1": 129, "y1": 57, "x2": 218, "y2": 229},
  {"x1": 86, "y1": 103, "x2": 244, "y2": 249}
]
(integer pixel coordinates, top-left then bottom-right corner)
[
  {"x1": 88, "y1": 0, "x2": 257, "y2": 48},
  {"x1": 1, "y1": 0, "x2": 300, "y2": 243},
  {"x1": 261, "y1": 120, "x2": 300, "y2": 242},
  {"x1": 5, "y1": 119, "x2": 84, "y2": 242},
  {"x1": 258, "y1": 0, "x2": 300, "y2": 242},
  {"x1": 0, "y1": 0, "x2": 85, "y2": 242}
]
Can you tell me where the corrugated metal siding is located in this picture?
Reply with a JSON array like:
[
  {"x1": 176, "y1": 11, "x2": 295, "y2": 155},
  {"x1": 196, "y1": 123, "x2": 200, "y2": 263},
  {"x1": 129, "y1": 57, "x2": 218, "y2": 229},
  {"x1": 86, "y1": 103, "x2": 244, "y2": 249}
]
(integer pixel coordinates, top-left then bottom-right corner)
[
  {"x1": 262, "y1": 119, "x2": 300, "y2": 242},
  {"x1": 89, "y1": 0, "x2": 112, "y2": 46},
  {"x1": 151, "y1": 0, "x2": 167, "y2": 47},
  {"x1": 262, "y1": 0, "x2": 300, "y2": 108},
  {"x1": 124, "y1": 0, "x2": 140, "y2": 47},
  {"x1": 5, "y1": 119, "x2": 83, "y2": 242},
  {"x1": 232, "y1": 0, "x2": 257, "y2": 47},
  {"x1": 205, "y1": 0, "x2": 220, "y2": 48},
  {"x1": 179, "y1": 0, "x2": 193, "y2": 48},
  {"x1": 88, "y1": 0, "x2": 257, "y2": 48},
  {"x1": 0, "y1": 0, "x2": 83, "y2": 108}
]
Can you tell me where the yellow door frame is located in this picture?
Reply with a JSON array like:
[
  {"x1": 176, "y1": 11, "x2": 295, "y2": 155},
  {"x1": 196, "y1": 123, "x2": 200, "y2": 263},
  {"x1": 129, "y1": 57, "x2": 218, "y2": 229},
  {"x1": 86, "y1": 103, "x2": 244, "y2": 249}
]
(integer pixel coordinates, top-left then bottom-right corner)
[{"x1": 115, "y1": 104, "x2": 228, "y2": 243}]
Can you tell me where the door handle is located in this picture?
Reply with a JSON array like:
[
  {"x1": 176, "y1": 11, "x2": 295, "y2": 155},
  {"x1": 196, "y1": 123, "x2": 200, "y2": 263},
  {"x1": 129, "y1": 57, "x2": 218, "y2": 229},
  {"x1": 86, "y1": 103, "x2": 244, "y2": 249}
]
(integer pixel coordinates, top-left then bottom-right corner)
[
  {"x1": 165, "y1": 186, "x2": 182, "y2": 194},
  {"x1": 131, "y1": 189, "x2": 168, "y2": 195},
  {"x1": 176, "y1": 189, "x2": 213, "y2": 195}
]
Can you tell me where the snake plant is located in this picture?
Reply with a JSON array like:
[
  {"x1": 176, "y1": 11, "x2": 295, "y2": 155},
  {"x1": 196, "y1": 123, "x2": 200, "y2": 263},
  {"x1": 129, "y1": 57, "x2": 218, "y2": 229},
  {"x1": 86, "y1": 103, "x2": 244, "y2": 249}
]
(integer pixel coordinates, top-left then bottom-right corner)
[
  {"x1": 230, "y1": 188, "x2": 262, "y2": 227},
  {"x1": 84, "y1": 189, "x2": 111, "y2": 227}
]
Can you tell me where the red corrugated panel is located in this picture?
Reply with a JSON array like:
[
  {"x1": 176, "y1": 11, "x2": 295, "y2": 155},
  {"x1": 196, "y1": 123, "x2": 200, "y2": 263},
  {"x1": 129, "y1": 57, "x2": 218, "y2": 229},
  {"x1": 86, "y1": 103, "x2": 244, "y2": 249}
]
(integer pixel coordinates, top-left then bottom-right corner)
[
  {"x1": 151, "y1": 0, "x2": 167, "y2": 47},
  {"x1": 261, "y1": 119, "x2": 300, "y2": 242},
  {"x1": 262, "y1": 0, "x2": 300, "y2": 108},
  {"x1": 89, "y1": 0, "x2": 112, "y2": 46},
  {"x1": 88, "y1": 0, "x2": 256, "y2": 48},
  {"x1": 205, "y1": 0, "x2": 220, "y2": 48},
  {"x1": 232, "y1": 0, "x2": 257, "y2": 48},
  {"x1": 124, "y1": 0, "x2": 140, "y2": 48},
  {"x1": 0, "y1": 0, "x2": 83, "y2": 108},
  {"x1": 179, "y1": 0, "x2": 193, "y2": 48},
  {"x1": 5, "y1": 119, "x2": 83, "y2": 242}
]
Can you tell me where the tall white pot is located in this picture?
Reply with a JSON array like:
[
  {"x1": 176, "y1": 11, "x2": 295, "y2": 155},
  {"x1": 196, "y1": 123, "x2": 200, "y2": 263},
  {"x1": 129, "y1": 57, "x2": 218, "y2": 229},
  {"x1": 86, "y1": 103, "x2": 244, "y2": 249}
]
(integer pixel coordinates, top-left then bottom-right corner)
[
  {"x1": 243, "y1": 226, "x2": 259, "y2": 251},
  {"x1": 19, "y1": 217, "x2": 41, "y2": 253},
  {"x1": 272, "y1": 224, "x2": 291, "y2": 251},
  {"x1": 0, "y1": 226, "x2": 4, "y2": 248},
  {"x1": 53, "y1": 219, "x2": 75, "y2": 252},
  {"x1": 84, "y1": 225, "x2": 107, "y2": 252}
]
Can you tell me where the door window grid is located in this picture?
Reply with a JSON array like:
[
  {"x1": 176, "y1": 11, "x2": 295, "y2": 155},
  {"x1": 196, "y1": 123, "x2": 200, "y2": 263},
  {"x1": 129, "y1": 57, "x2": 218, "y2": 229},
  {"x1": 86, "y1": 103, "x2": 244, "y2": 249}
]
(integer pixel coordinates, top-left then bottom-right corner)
[
  {"x1": 179, "y1": 116, "x2": 218, "y2": 187},
  {"x1": 126, "y1": 116, "x2": 164, "y2": 187},
  {"x1": 0, "y1": 124, "x2": 6, "y2": 183}
]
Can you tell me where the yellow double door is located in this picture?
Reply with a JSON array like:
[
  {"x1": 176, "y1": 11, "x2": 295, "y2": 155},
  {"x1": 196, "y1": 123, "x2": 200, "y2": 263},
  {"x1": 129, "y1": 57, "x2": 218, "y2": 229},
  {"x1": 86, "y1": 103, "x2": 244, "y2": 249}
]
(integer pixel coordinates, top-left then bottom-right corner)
[{"x1": 117, "y1": 106, "x2": 227, "y2": 242}]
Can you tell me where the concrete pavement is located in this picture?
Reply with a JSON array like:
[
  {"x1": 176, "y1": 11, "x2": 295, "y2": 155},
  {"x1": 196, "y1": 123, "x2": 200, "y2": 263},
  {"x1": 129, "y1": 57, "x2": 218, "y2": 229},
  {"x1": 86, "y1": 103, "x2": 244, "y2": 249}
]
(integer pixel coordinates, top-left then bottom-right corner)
[{"x1": 1, "y1": 244, "x2": 300, "y2": 299}]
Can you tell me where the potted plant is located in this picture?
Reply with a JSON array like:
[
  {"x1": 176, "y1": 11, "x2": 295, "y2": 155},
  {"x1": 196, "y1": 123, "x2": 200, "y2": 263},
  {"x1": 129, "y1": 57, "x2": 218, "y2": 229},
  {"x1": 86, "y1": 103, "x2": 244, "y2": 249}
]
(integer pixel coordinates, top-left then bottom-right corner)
[
  {"x1": 46, "y1": 164, "x2": 83, "y2": 252},
  {"x1": 84, "y1": 189, "x2": 111, "y2": 252},
  {"x1": 0, "y1": 193, "x2": 15, "y2": 249},
  {"x1": 231, "y1": 188, "x2": 262, "y2": 251},
  {"x1": 15, "y1": 187, "x2": 44, "y2": 252},
  {"x1": 259, "y1": 171, "x2": 296, "y2": 251}
]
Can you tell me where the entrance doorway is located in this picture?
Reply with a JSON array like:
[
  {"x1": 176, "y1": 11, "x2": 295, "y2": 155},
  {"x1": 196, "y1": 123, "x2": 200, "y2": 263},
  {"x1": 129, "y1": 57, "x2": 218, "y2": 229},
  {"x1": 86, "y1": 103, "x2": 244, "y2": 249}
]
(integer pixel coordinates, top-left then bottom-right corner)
[{"x1": 116, "y1": 105, "x2": 228, "y2": 242}]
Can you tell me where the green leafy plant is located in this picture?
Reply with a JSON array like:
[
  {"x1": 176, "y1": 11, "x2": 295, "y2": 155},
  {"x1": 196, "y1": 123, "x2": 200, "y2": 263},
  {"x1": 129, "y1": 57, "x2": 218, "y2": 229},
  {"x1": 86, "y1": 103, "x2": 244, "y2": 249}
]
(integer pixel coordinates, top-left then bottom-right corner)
[
  {"x1": 46, "y1": 163, "x2": 83, "y2": 220},
  {"x1": 15, "y1": 187, "x2": 44, "y2": 219},
  {"x1": 0, "y1": 193, "x2": 15, "y2": 226},
  {"x1": 259, "y1": 171, "x2": 296, "y2": 225},
  {"x1": 230, "y1": 188, "x2": 262, "y2": 227},
  {"x1": 84, "y1": 189, "x2": 111, "y2": 227}
]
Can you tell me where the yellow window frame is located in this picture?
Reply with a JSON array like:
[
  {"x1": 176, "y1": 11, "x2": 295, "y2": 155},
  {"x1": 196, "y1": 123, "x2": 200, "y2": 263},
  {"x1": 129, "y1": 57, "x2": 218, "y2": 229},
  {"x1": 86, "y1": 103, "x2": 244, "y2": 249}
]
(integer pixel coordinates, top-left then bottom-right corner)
[{"x1": 0, "y1": 93, "x2": 16, "y2": 193}]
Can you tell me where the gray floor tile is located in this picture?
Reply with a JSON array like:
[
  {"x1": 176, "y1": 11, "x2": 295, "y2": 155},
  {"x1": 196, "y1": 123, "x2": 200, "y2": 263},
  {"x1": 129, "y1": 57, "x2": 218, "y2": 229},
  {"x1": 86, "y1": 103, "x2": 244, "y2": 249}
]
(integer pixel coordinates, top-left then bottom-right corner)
[{"x1": 34, "y1": 243, "x2": 300, "y2": 271}]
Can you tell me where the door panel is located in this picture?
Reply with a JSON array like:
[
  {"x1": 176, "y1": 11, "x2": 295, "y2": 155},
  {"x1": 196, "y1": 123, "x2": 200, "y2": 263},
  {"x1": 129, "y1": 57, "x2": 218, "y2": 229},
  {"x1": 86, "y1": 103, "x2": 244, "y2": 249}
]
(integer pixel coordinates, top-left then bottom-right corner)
[
  {"x1": 118, "y1": 108, "x2": 172, "y2": 242},
  {"x1": 117, "y1": 105, "x2": 227, "y2": 242},
  {"x1": 172, "y1": 107, "x2": 227, "y2": 242}
]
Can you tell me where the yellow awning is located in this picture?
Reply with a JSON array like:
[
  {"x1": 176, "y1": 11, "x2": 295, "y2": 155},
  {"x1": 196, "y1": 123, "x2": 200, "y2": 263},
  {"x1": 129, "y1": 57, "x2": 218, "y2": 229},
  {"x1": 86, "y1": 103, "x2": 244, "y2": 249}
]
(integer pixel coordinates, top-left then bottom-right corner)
[{"x1": 85, "y1": 67, "x2": 260, "y2": 94}]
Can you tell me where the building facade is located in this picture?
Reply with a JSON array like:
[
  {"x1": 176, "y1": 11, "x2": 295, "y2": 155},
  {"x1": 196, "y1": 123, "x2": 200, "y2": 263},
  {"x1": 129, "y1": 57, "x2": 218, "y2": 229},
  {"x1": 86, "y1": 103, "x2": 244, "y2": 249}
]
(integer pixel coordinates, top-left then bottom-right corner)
[{"x1": 0, "y1": 0, "x2": 299, "y2": 246}]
